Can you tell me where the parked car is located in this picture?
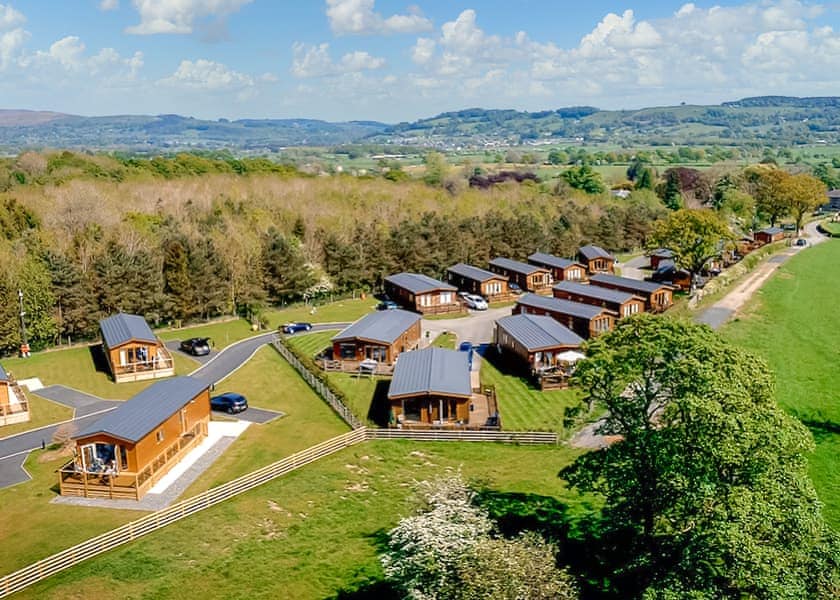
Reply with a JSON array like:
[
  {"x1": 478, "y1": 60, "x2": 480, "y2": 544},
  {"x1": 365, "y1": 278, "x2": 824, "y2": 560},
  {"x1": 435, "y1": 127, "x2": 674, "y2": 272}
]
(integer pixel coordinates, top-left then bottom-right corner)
[
  {"x1": 508, "y1": 282, "x2": 523, "y2": 295},
  {"x1": 179, "y1": 337, "x2": 211, "y2": 356},
  {"x1": 463, "y1": 294, "x2": 488, "y2": 310},
  {"x1": 458, "y1": 341, "x2": 473, "y2": 352},
  {"x1": 795, "y1": 238, "x2": 808, "y2": 247},
  {"x1": 377, "y1": 300, "x2": 399, "y2": 310},
  {"x1": 210, "y1": 392, "x2": 248, "y2": 414},
  {"x1": 282, "y1": 322, "x2": 312, "y2": 334}
]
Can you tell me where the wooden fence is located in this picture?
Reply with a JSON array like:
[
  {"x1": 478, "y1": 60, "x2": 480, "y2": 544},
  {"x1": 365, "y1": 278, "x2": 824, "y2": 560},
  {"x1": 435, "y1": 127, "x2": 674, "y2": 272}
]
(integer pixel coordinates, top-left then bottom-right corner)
[
  {"x1": 0, "y1": 428, "x2": 367, "y2": 598},
  {"x1": 271, "y1": 339, "x2": 364, "y2": 430},
  {"x1": 366, "y1": 428, "x2": 558, "y2": 444}
]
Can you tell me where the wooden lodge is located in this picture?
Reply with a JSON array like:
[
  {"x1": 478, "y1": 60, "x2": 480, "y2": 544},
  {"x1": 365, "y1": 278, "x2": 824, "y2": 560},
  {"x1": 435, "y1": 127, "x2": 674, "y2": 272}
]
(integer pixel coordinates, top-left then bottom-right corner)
[
  {"x1": 753, "y1": 226, "x2": 785, "y2": 245},
  {"x1": 577, "y1": 245, "x2": 615, "y2": 275},
  {"x1": 0, "y1": 364, "x2": 30, "y2": 427},
  {"x1": 100, "y1": 313, "x2": 174, "y2": 383},
  {"x1": 59, "y1": 377, "x2": 211, "y2": 500},
  {"x1": 514, "y1": 293, "x2": 615, "y2": 339},
  {"x1": 494, "y1": 314, "x2": 584, "y2": 387},
  {"x1": 330, "y1": 309, "x2": 421, "y2": 371},
  {"x1": 649, "y1": 248, "x2": 675, "y2": 270},
  {"x1": 553, "y1": 281, "x2": 645, "y2": 318},
  {"x1": 388, "y1": 348, "x2": 490, "y2": 428},
  {"x1": 384, "y1": 273, "x2": 461, "y2": 315},
  {"x1": 589, "y1": 273, "x2": 675, "y2": 313},
  {"x1": 527, "y1": 252, "x2": 587, "y2": 283},
  {"x1": 488, "y1": 257, "x2": 552, "y2": 294},
  {"x1": 446, "y1": 263, "x2": 511, "y2": 301}
]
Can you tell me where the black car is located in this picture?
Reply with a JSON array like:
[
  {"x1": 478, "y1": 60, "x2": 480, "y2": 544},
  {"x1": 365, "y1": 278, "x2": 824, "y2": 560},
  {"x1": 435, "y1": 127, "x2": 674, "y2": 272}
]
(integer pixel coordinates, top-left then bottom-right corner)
[
  {"x1": 180, "y1": 337, "x2": 211, "y2": 356},
  {"x1": 210, "y1": 392, "x2": 248, "y2": 414},
  {"x1": 282, "y1": 322, "x2": 313, "y2": 334}
]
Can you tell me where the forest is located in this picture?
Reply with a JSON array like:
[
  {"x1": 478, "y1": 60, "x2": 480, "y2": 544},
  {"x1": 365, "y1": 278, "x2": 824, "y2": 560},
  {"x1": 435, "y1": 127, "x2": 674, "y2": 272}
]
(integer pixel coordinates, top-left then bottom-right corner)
[{"x1": 0, "y1": 149, "x2": 830, "y2": 355}]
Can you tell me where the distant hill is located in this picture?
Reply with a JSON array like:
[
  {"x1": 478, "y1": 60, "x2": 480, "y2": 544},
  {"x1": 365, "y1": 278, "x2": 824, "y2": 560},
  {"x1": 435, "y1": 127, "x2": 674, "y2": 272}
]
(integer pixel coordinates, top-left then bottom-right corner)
[{"x1": 0, "y1": 96, "x2": 838, "y2": 152}]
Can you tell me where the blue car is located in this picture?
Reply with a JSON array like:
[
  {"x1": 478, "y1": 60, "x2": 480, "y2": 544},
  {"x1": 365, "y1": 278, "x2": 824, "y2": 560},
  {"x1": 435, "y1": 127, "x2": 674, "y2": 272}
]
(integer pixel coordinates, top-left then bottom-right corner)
[
  {"x1": 210, "y1": 392, "x2": 248, "y2": 414},
  {"x1": 377, "y1": 300, "x2": 399, "y2": 310},
  {"x1": 282, "y1": 322, "x2": 312, "y2": 334}
]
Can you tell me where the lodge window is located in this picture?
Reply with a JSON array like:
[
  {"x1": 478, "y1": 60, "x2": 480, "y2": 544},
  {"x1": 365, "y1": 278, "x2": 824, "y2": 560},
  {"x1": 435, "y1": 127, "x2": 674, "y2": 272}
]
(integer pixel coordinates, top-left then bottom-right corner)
[
  {"x1": 156, "y1": 430, "x2": 164, "y2": 443},
  {"x1": 440, "y1": 292, "x2": 452, "y2": 304}
]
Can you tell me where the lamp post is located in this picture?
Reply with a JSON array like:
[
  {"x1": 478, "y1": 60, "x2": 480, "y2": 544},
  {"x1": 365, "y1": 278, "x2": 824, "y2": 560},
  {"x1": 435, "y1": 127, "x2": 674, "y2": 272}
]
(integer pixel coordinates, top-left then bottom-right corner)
[{"x1": 18, "y1": 289, "x2": 30, "y2": 358}]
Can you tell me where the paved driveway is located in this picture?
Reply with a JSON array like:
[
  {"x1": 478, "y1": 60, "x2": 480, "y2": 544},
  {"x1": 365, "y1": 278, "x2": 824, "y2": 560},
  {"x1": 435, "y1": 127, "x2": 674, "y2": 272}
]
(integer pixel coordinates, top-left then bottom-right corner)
[
  {"x1": 34, "y1": 385, "x2": 120, "y2": 417},
  {"x1": 212, "y1": 407, "x2": 284, "y2": 424},
  {"x1": 164, "y1": 340, "x2": 218, "y2": 365},
  {"x1": 422, "y1": 306, "x2": 513, "y2": 346}
]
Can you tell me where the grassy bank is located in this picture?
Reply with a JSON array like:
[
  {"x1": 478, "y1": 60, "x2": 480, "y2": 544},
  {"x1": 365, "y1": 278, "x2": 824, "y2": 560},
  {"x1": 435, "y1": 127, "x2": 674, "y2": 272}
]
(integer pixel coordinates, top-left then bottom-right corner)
[{"x1": 724, "y1": 239, "x2": 840, "y2": 527}]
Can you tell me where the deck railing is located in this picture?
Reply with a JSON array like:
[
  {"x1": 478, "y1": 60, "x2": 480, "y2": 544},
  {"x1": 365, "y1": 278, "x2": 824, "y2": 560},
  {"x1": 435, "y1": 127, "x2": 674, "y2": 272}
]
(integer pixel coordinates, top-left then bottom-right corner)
[
  {"x1": 0, "y1": 377, "x2": 31, "y2": 425},
  {"x1": 112, "y1": 346, "x2": 175, "y2": 377}
]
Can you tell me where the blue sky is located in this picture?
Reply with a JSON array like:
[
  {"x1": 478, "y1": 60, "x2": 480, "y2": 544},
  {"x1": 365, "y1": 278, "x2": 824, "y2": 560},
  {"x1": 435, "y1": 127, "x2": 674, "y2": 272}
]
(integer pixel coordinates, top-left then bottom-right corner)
[{"x1": 1, "y1": 1, "x2": 839, "y2": 122}]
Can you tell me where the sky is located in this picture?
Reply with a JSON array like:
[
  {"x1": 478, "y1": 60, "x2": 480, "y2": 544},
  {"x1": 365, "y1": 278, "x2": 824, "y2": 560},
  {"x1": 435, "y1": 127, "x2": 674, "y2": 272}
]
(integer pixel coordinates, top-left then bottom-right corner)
[{"x1": 0, "y1": 0, "x2": 839, "y2": 122}]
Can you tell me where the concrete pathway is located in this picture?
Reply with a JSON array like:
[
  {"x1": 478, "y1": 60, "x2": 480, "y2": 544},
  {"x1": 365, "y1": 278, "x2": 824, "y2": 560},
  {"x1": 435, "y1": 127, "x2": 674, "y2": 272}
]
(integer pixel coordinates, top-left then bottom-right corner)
[
  {"x1": 617, "y1": 254, "x2": 649, "y2": 281},
  {"x1": 211, "y1": 407, "x2": 284, "y2": 424},
  {"x1": 34, "y1": 385, "x2": 121, "y2": 417},
  {"x1": 422, "y1": 306, "x2": 511, "y2": 347}
]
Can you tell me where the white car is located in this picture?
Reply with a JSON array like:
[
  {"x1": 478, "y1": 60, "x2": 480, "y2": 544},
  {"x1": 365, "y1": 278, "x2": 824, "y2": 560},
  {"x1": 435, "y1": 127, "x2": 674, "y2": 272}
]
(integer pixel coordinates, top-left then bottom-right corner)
[{"x1": 464, "y1": 294, "x2": 488, "y2": 310}]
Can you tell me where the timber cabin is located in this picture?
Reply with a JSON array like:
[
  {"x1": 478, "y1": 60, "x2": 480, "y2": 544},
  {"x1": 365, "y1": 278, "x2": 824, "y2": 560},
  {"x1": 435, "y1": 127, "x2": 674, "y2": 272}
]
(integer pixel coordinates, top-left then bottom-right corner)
[
  {"x1": 553, "y1": 281, "x2": 645, "y2": 318},
  {"x1": 331, "y1": 309, "x2": 421, "y2": 369},
  {"x1": 514, "y1": 293, "x2": 615, "y2": 339},
  {"x1": 388, "y1": 347, "x2": 487, "y2": 428},
  {"x1": 823, "y1": 189, "x2": 840, "y2": 212},
  {"x1": 59, "y1": 377, "x2": 211, "y2": 500},
  {"x1": 446, "y1": 263, "x2": 510, "y2": 301},
  {"x1": 494, "y1": 314, "x2": 584, "y2": 385},
  {"x1": 577, "y1": 245, "x2": 615, "y2": 275},
  {"x1": 384, "y1": 273, "x2": 461, "y2": 315},
  {"x1": 488, "y1": 257, "x2": 552, "y2": 294},
  {"x1": 753, "y1": 226, "x2": 785, "y2": 245},
  {"x1": 0, "y1": 364, "x2": 30, "y2": 426},
  {"x1": 527, "y1": 252, "x2": 587, "y2": 282},
  {"x1": 649, "y1": 248, "x2": 675, "y2": 270},
  {"x1": 99, "y1": 313, "x2": 175, "y2": 383},
  {"x1": 589, "y1": 273, "x2": 675, "y2": 313}
]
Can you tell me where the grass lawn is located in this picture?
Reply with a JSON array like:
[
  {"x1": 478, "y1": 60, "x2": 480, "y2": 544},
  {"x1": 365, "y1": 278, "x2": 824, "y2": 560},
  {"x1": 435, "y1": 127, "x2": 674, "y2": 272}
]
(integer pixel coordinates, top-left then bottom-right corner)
[
  {"x1": 0, "y1": 394, "x2": 73, "y2": 438},
  {"x1": 184, "y1": 345, "x2": 350, "y2": 493},
  {"x1": 17, "y1": 440, "x2": 587, "y2": 600},
  {"x1": 286, "y1": 330, "x2": 337, "y2": 357},
  {"x1": 431, "y1": 332, "x2": 457, "y2": 348},
  {"x1": 423, "y1": 311, "x2": 470, "y2": 321},
  {"x1": 1, "y1": 346, "x2": 199, "y2": 401},
  {"x1": 156, "y1": 318, "x2": 256, "y2": 348},
  {"x1": 480, "y1": 353, "x2": 583, "y2": 434},
  {"x1": 724, "y1": 239, "x2": 840, "y2": 527},
  {"x1": 821, "y1": 221, "x2": 840, "y2": 237},
  {"x1": 264, "y1": 297, "x2": 378, "y2": 328}
]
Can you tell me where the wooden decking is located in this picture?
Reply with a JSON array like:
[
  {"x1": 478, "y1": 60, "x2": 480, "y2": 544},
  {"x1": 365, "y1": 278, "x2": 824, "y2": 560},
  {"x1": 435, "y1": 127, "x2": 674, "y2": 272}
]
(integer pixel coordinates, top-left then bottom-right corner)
[
  {"x1": 0, "y1": 378, "x2": 30, "y2": 426},
  {"x1": 112, "y1": 346, "x2": 175, "y2": 383},
  {"x1": 319, "y1": 359, "x2": 394, "y2": 376},
  {"x1": 59, "y1": 421, "x2": 206, "y2": 500}
]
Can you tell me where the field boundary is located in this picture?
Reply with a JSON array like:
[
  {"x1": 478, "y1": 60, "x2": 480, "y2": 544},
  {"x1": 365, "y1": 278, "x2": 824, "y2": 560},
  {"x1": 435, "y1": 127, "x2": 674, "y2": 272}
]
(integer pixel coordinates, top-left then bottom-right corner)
[{"x1": 0, "y1": 425, "x2": 559, "y2": 597}]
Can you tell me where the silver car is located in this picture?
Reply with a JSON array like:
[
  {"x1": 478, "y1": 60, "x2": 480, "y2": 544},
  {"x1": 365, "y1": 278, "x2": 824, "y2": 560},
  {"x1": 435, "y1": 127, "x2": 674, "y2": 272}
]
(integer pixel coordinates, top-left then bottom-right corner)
[{"x1": 464, "y1": 294, "x2": 488, "y2": 310}]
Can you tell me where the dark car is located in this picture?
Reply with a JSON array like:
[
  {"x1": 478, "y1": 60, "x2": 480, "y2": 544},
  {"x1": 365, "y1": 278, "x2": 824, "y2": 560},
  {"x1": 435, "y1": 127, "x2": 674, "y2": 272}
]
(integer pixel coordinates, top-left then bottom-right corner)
[
  {"x1": 795, "y1": 238, "x2": 808, "y2": 247},
  {"x1": 282, "y1": 322, "x2": 313, "y2": 334},
  {"x1": 377, "y1": 300, "x2": 399, "y2": 310},
  {"x1": 179, "y1": 337, "x2": 211, "y2": 356},
  {"x1": 210, "y1": 392, "x2": 248, "y2": 414}
]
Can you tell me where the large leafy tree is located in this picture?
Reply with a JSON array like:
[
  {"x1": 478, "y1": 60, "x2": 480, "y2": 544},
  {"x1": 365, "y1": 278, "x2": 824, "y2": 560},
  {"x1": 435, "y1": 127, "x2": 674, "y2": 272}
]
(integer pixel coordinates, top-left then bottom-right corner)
[
  {"x1": 648, "y1": 209, "x2": 731, "y2": 287},
  {"x1": 561, "y1": 164, "x2": 605, "y2": 194},
  {"x1": 750, "y1": 167, "x2": 791, "y2": 226},
  {"x1": 780, "y1": 172, "x2": 827, "y2": 234},
  {"x1": 565, "y1": 316, "x2": 839, "y2": 599}
]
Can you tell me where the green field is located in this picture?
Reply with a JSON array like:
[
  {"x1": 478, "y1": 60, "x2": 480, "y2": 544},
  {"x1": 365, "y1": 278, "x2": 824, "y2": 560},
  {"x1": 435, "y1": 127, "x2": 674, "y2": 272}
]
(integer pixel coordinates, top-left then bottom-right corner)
[
  {"x1": 16, "y1": 440, "x2": 585, "y2": 600},
  {"x1": 725, "y1": 239, "x2": 840, "y2": 527},
  {"x1": 0, "y1": 394, "x2": 73, "y2": 438},
  {"x1": 286, "y1": 330, "x2": 336, "y2": 357},
  {"x1": 821, "y1": 221, "x2": 840, "y2": 237},
  {"x1": 431, "y1": 332, "x2": 457, "y2": 348}
]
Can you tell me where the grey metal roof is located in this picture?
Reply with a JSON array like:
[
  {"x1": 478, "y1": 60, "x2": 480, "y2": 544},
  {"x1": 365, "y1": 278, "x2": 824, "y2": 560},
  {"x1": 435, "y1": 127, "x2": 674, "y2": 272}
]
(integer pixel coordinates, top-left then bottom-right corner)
[
  {"x1": 99, "y1": 313, "x2": 157, "y2": 348},
  {"x1": 388, "y1": 348, "x2": 471, "y2": 399},
  {"x1": 590, "y1": 273, "x2": 669, "y2": 295},
  {"x1": 578, "y1": 245, "x2": 613, "y2": 260},
  {"x1": 827, "y1": 189, "x2": 840, "y2": 198},
  {"x1": 553, "y1": 281, "x2": 637, "y2": 304},
  {"x1": 385, "y1": 272, "x2": 456, "y2": 294},
  {"x1": 650, "y1": 248, "x2": 675, "y2": 259},
  {"x1": 447, "y1": 263, "x2": 506, "y2": 283},
  {"x1": 516, "y1": 293, "x2": 608, "y2": 320},
  {"x1": 496, "y1": 314, "x2": 584, "y2": 352},
  {"x1": 0, "y1": 363, "x2": 7, "y2": 381},
  {"x1": 527, "y1": 252, "x2": 580, "y2": 270},
  {"x1": 332, "y1": 309, "x2": 420, "y2": 345},
  {"x1": 74, "y1": 377, "x2": 209, "y2": 443},
  {"x1": 489, "y1": 257, "x2": 547, "y2": 276},
  {"x1": 758, "y1": 226, "x2": 784, "y2": 235}
]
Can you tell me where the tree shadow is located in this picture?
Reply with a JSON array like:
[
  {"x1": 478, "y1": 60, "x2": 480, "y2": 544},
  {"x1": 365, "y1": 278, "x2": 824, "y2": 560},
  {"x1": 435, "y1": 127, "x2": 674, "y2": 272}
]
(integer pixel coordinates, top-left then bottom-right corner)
[
  {"x1": 326, "y1": 528, "x2": 400, "y2": 600},
  {"x1": 366, "y1": 379, "x2": 392, "y2": 427},
  {"x1": 477, "y1": 343, "x2": 542, "y2": 391},
  {"x1": 88, "y1": 344, "x2": 110, "y2": 375}
]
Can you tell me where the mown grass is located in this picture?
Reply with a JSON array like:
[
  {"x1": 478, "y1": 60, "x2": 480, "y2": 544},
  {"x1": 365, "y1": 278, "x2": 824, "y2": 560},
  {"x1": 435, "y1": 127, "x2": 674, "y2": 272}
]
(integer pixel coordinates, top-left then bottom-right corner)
[
  {"x1": 17, "y1": 440, "x2": 587, "y2": 600},
  {"x1": 184, "y1": 346, "x2": 350, "y2": 492},
  {"x1": 480, "y1": 353, "x2": 583, "y2": 434},
  {"x1": 821, "y1": 221, "x2": 840, "y2": 237},
  {"x1": 1, "y1": 346, "x2": 198, "y2": 401},
  {"x1": 724, "y1": 239, "x2": 840, "y2": 527},
  {"x1": 287, "y1": 330, "x2": 337, "y2": 357},
  {"x1": 264, "y1": 297, "x2": 378, "y2": 328},
  {"x1": 431, "y1": 332, "x2": 457, "y2": 348},
  {"x1": 0, "y1": 394, "x2": 73, "y2": 438}
]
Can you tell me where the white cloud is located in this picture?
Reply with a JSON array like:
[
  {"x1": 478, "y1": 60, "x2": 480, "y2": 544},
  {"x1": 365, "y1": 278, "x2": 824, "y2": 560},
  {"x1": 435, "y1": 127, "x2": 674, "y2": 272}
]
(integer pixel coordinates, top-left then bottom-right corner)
[
  {"x1": 0, "y1": 27, "x2": 27, "y2": 69},
  {"x1": 126, "y1": 0, "x2": 252, "y2": 35},
  {"x1": 326, "y1": 0, "x2": 432, "y2": 35},
  {"x1": 411, "y1": 37, "x2": 435, "y2": 65},
  {"x1": 158, "y1": 58, "x2": 253, "y2": 90},
  {"x1": 99, "y1": 0, "x2": 119, "y2": 11},
  {"x1": 291, "y1": 42, "x2": 385, "y2": 78},
  {"x1": 0, "y1": 3, "x2": 24, "y2": 29}
]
